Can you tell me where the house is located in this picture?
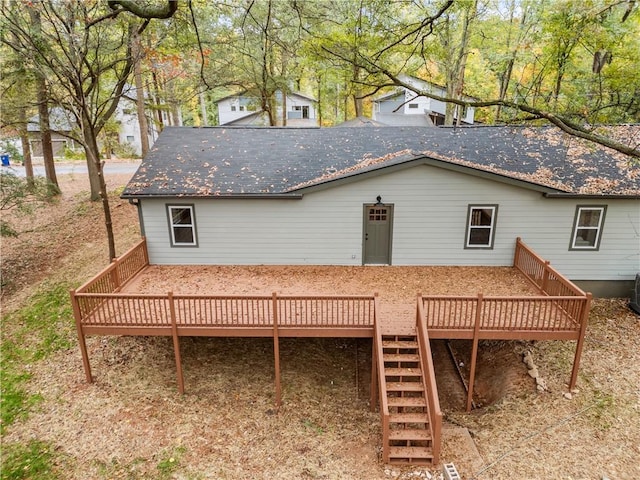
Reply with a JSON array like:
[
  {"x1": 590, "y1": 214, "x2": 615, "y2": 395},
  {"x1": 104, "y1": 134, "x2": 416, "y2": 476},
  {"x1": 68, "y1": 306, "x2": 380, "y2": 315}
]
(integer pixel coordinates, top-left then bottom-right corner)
[
  {"x1": 216, "y1": 90, "x2": 318, "y2": 127},
  {"x1": 114, "y1": 93, "x2": 160, "y2": 156},
  {"x1": 27, "y1": 94, "x2": 158, "y2": 158},
  {"x1": 372, "y1": 74, "x2": 476, "y2": 126},
  {"x1": 27, "y1": 107, "x2": 79, "y2": 157},
  {"x1": 74, "y1": 123, "x2": 636, "y2": 465},
  {"x1": 122, "y1": 125, "x2": 639, "y2": 298}
]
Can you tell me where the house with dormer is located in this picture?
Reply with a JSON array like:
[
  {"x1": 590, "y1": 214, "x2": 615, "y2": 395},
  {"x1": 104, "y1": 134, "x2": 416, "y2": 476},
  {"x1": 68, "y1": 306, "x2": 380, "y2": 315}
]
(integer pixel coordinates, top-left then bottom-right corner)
[
  {"x1": 372, "y1": 75, "x2": 476, "y2": 126},
  {"x1": 216, "y1": 91, "x2": 318, "y2": 127}
]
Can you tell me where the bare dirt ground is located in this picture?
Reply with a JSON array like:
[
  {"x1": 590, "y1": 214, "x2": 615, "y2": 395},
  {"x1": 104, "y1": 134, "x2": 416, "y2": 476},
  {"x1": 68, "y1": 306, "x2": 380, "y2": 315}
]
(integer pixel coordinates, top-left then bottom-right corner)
[{"x1": 2, "y1": 168, "x2": 639, "y2": 479}]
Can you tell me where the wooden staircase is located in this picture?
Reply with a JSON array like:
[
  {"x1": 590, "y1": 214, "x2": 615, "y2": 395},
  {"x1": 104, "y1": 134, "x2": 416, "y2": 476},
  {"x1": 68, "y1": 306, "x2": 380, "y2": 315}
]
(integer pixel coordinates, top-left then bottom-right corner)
[{"x1": 381, "y1": 334, "x2": 434, "y2": 465}]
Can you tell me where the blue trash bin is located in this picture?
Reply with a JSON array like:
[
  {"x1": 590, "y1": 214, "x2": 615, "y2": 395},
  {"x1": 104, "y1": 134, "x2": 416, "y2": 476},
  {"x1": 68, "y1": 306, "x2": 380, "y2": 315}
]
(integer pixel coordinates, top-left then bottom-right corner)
[{"x1": 0, "y1": 154, "x2": 9, "y2": 166}]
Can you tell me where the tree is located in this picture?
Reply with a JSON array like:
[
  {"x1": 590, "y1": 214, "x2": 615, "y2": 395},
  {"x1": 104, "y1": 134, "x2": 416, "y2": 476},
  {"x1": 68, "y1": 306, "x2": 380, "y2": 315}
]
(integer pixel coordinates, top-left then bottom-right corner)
[
  {"x1": 1, "y1": 0, "x2": 180, "y2": 260},
  {"x1": 322, "y1": 0, "x2": 640, "y2": 159}
]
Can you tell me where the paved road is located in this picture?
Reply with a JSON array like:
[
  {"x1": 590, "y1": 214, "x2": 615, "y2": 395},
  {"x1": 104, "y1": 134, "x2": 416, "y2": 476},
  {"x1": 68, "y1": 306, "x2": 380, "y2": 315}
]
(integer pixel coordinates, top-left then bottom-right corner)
[{"x1": 1, "y1": 160, "x2": 141, "y2": 177}]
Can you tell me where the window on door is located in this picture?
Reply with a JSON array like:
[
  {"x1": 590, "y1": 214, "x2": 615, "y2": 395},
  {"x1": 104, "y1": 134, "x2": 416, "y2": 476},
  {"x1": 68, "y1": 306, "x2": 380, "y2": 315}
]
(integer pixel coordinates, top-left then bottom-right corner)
[
  {"x1": 570, "y1": 206, "x2": 606, "y2": 250},
  {"x1": 465, "y1": 205, "x2": 497, "y2": 248},
  {"x1": 167, "y1": 205, "x2": 198, "y2": 247},
  {"x1": 368, "y1": 207, "x2": 388, "y2": 221}
]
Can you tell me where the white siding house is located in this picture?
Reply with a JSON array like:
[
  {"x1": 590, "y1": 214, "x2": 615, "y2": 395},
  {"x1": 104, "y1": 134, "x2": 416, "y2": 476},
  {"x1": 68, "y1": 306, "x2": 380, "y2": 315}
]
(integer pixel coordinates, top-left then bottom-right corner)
[
  {"x1": 216, "y1": 91, "x2": 318, "y2": 127},
  {"x1": 373, "y1": 74, "x2": 476, "y2": 126},
  {"x1": 122, "y1": 126, "x2": 640, "y2": 297}
]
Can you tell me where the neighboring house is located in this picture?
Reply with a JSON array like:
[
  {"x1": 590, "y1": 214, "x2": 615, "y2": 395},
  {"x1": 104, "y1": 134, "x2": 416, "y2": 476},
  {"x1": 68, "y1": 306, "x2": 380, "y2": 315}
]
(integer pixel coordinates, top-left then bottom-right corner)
[
  {"x1": 116, "y1": 95, "x2": 159, "y2": 156},
  {"x1": 372, "y1": 74, "x2": 476, "y2": 126},
  {"x1": 27, "y1": 107, "x2": 79, "y2": 157},
  {"x1": 27, "y1": 96, "x2": 157, "y2": 158},
  {"x1": 216, "y1": 91, "x2": 318, "y2": 127},
  {"x1": 122, "y1": 125, "x2": 639, "y2": 297}
]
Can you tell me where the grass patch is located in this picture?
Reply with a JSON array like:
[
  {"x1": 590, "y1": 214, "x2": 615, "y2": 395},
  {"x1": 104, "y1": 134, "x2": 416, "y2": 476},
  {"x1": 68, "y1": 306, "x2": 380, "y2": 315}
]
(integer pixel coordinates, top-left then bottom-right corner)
[
  {"x1": 157, "y1": 446, "x2": 186, "y2": 479},
  {"x1": 0, "y1": 440, "x2": 61, "y2": 480},
  {"x1": 1, "y1": 282, "x2": 75, "y2": 434}
]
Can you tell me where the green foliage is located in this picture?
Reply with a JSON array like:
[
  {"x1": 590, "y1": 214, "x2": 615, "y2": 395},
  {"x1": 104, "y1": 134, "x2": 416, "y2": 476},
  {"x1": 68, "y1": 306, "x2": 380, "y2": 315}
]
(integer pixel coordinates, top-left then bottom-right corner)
[
  {"x1": 156, "y1": 446, "x2": 186, "y2": 478},
  {"x1": 0, "y1": 440, "x2": 60, "y2": 480},
  {"x1": 112, "y1": 141, "x2": 140, "y2": 159},
  {"x1": 1, "y1": 283, "x2": 75, "y2": 434},
  {"x1": 62, "y1": 145, "x2": 86, "y2": 161},
  {"x1": 0, "y1": 140, "x2": 23, "y2": 163}
]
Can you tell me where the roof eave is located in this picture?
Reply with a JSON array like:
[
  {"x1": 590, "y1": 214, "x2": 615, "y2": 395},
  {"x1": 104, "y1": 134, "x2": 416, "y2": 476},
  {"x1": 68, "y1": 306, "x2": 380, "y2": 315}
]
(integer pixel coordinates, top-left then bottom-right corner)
[
  {"x1": 543, "y1": 193, "x2": 640, "y2": 199},
  {"x1": 120, "y1": 192, "x2": 303, "y2": 200}
]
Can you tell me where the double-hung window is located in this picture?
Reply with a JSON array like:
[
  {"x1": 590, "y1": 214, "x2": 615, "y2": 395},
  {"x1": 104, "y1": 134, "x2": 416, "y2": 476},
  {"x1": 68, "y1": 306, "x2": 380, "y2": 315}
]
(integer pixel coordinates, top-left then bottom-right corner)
[
  {"x1": 167, "y1": 205, "x2": 198, "y2": 247},
  {"x1": 465, "y1": 205, "x2": 498, "y2": 249},
  {"x1": 570, "y1": 206, "x2": 606, "y2": 250}
]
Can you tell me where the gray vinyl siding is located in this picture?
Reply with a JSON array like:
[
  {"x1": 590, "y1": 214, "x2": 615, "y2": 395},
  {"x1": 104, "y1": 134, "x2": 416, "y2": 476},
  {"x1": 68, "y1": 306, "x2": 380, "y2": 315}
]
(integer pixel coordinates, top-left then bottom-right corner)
[{"x1": 140, "y1": 165, "x2": 639, "y2": 281}]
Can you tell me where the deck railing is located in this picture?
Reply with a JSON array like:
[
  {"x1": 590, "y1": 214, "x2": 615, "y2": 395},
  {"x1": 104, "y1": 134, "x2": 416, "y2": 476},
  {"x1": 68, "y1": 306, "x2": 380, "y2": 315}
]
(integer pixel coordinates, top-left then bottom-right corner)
[
  {"x1": 76, "y1": 238, "x2": 148, "y2": 295},
  {"x1": 416, "y1": 299, "x2": 442, "y2": 464},
  {"x1": 373, "y1": 295, "x2": 390, "y2": 463},
  {"x1": 74, "y1": 292, "x2": 376, "y2": 331},
  {"x1": 514, "y1": 237, "x2": 586, "y2": 297},
  {"x1": 422, "y1": 295, "x2": 585, "y2": 333}
]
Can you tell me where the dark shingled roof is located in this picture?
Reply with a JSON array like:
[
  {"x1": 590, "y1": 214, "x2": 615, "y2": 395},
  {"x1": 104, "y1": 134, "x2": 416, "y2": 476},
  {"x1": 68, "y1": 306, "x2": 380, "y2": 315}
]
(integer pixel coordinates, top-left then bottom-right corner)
[{"x1": 122, "y1": 125, "x2": 640, "y2": 198}]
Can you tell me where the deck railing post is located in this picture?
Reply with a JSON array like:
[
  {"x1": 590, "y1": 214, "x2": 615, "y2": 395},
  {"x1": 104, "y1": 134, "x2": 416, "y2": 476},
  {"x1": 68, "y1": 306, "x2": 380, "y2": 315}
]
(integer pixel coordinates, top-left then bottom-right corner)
[
  {"x1": 272, "y1": 292, "x2": 282, "y2": 408},
  {"x1": 168, "y1": 291, "x2": 185, "y2": 395},
  {"x1": 70, "y1": 289, "x2": 93, "y2": 383},
  {"x1": 112, "y1": 258, "x2": 121, "y2": 291},
  {"x1": 467, "y1": 293, "x2": 483, "y2": 412},
  {"x1": 514, "y1": 237, "x2": 522, "y2": 267},
  {"x1": 370, "y1": 293, "x2": 379, "y2": 412},
  {"x1": 569, "y1": 292, "x2": 592, "y2": 390},
  {"x1": 142, "y1": 237, "x2": 149, "y2": 265},
  {"x1": 542, "y1": 261, "x2": 551, "y2": 294}
]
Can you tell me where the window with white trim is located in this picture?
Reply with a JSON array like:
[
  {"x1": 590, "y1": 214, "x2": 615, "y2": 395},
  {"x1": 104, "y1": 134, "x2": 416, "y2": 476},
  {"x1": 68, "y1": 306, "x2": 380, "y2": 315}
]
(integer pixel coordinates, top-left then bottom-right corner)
[
  {"x1": 570, "y1": 206, "x2": 606, "y2": 250},
  {"x1": 167, "y1": 205, "x2": 197, "y2": 247},
  {"x1": 465, "y1": 205, "x2": 497, "y2": 248}
]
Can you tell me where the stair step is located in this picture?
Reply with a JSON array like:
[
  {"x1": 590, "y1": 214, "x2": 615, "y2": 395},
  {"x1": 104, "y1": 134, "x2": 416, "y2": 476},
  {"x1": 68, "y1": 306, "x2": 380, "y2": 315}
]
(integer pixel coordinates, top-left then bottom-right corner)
[
  {"x1": 386, "y1": 382, "x2": 424, "y2": 392},
  {"x1": 384, "y1": 368, "x2": 422, "y2": 377},
  {"x1": 387, "y1": 396, "x2": 427, "y2": 407},
  {"x1": 388, "y1": 429, "x2": 432, "y2": 441},
  {"x1": 389, "y1": 412, "x2": 430, "y2": 424},
  {"x1": 388, "y1": 446, "x2": 433, "y2": 461},
  {"x1": 383, "y1": 354, "x2": 419, "y2": 362},
  {"x1": 382, "y1": 340, "x2": 418, "y2": 349}
]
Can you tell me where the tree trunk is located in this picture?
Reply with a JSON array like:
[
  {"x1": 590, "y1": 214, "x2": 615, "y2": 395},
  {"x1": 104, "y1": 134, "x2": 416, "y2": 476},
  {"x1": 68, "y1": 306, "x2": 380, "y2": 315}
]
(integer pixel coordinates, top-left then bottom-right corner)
[
  {"x1": 18, "y1": 106, "x2": 34, "y2": 182},
  {"x1": 199, "y1": 91, "x2": 208, "y2": 126},
  {"x1": 281, "y1": 88, "x2": 287, "y2": 126},
  {"x1": 132, "y1": 33, "x2": 150, "y2": 156},
  {"x1": 352, "y1": 65, "x2": 363, "y2": 117},
  {"x1": 83, "y1": 121, "x2": 116, "y2": 261},
  {"x1": 317, "y1": 75, "x2": 323, "y2": 126},
  {"x1": 444, "y1": 1, "x2": 477, "y2": 126},
  {"x1": 36, "y1": 79, "x2": 60, "y2": 194},
  {"x1": 151, "y1": 70, "x2": 164, "y2": 131}
]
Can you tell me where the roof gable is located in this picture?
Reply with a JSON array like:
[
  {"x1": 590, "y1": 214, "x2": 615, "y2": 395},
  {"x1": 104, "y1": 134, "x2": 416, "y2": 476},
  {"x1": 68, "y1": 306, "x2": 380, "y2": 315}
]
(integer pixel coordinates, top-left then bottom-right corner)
[{"x1": 122, "y1": 125, "x2": 640, "y2": 198}]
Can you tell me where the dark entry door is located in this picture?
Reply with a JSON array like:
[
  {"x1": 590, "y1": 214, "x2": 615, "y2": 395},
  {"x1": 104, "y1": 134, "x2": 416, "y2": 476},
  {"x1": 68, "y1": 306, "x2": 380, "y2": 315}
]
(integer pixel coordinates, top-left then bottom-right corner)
[{"x1": 363, "y1": 204, "x2": 393, "y2": 264}]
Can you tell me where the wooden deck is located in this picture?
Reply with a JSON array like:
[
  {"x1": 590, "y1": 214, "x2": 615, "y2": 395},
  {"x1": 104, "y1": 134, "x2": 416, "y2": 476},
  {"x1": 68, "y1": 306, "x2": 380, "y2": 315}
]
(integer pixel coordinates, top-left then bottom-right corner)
[{"x1": 70, "y1": 237, "x2": 591, "y2": 467}]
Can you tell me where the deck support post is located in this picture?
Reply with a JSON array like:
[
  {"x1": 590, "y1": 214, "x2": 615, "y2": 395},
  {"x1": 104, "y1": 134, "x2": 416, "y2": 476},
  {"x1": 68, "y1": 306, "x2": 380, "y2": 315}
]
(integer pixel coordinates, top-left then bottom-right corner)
[
  {"x1": 467, "y1": 293, "x2": 483, "y2": 412},
  {"x1": 569, "y1": 293, "x2": 592, "y2": 390},
  {"x1": 168, "y1": 292, "x2": 185, "y2": 395},
  {"x1": 370, "y1": 293, "x2": 380, "y2": 412},
  {"x1": 272, "y1": 292, "x2": 282, "y2": 408},
  {"x1": 70, "y1": 289, "x2": 93, "y2": 383}
]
